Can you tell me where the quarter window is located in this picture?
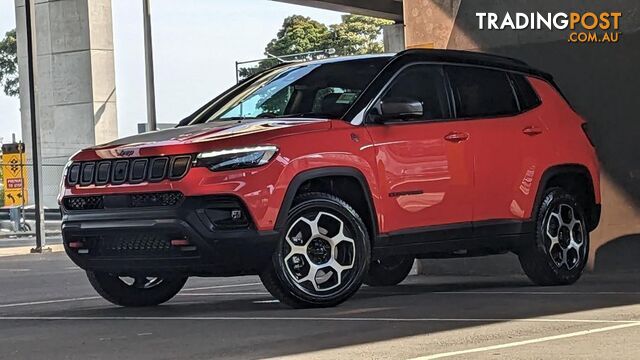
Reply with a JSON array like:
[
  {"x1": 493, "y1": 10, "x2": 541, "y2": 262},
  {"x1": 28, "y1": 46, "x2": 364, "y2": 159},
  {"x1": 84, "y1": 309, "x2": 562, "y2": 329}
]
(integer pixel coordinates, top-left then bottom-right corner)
[
  {"x1": 446, "y1": 66, "x2": 519, "y2": 118},
  {"x1": 510, "y1": 73, "x2": 541, "y2": 111}
]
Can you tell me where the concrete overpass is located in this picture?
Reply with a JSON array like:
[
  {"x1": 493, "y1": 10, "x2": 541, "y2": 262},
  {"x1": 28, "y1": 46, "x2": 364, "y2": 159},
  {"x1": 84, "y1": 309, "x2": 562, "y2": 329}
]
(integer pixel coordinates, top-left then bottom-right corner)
[
  {"x1": 273, "y1": 0, "x2": 403, "y2": 21},
  {"x1": 12, "y1": 0, "x2": 640, "y2": 271}
]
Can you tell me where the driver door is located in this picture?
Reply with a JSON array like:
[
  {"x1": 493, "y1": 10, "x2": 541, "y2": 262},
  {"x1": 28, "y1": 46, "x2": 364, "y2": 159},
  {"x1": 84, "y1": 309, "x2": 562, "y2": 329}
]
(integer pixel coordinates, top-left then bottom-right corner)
[{"x1": 365, "y1": 64, "x2": 475, "y2": 235}]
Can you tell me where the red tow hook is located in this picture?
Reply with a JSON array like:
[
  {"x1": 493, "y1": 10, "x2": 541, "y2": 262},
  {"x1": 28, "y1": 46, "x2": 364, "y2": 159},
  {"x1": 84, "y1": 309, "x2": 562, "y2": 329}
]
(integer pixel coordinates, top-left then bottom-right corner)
[
  {"x1": 171, "y1": 239, "x2": 196, "y2": 252},
  {"x1": 170, "y1": 239, "x2": 190, "y2": 246},
  {"x1": 68, "y1": 241, "x2": 84, "y2": 249}
]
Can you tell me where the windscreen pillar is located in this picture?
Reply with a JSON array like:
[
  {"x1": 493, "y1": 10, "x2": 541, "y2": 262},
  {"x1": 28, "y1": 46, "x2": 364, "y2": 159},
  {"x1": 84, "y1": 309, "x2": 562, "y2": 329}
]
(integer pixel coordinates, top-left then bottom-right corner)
[
  {"x1": 403, "y1": 0, "x2": 640, "y2": 272},
  {"x1": 14, "y1": 0, "x2": 118, "y2": 207}
]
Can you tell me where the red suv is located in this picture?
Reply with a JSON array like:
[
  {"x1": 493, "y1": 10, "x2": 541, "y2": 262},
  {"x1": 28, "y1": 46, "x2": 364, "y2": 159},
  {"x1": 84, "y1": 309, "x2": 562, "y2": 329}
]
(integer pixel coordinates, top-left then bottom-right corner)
[{"x1": 60, "y1": 49, "x2": 601, "y2": 308}]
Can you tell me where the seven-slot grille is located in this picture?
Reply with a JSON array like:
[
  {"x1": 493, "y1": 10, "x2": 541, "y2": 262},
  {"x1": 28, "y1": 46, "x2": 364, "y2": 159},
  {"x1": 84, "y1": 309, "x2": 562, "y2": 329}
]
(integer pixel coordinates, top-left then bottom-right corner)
[{"x1": 66, "y1": 155, "x2": 192, "y2": 186}]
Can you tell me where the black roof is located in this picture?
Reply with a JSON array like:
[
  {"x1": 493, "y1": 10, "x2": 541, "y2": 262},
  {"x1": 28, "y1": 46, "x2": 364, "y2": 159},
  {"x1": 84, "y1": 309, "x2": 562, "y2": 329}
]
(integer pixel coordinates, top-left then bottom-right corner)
[
  {"x1": 394, "y1": 48, "x2": 552, "y2": 81},
  {"x1": 282, "y1": 49, "x2": 552, "y2": 82}
]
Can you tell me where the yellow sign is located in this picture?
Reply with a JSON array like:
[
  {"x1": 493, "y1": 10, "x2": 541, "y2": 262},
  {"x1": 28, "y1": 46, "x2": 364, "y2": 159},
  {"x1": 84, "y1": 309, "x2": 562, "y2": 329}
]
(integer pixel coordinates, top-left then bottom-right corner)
[{"x1": 2, "y1": 143, "x2": 28, "y2": 207}]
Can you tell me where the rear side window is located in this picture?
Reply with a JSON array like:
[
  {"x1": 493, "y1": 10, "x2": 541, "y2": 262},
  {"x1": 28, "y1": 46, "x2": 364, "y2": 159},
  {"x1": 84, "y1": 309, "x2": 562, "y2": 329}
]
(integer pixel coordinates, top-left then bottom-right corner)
[
  {"x1": 446, "y1": 66, "x2": 519, "y2": 118},
  {"x1": 510, "y1": 74, "x2": 541, "y2": 111}
]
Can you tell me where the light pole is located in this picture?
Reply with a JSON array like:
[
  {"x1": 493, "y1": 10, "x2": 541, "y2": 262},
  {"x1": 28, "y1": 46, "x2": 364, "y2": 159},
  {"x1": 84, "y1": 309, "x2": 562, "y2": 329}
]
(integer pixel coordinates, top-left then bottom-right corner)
[
  {"x1": 24, "y1": 0, "x2": 47, "y2": 252},
  {"x1": 143, "y1": 0, "x2": 157, "y2": 132}
]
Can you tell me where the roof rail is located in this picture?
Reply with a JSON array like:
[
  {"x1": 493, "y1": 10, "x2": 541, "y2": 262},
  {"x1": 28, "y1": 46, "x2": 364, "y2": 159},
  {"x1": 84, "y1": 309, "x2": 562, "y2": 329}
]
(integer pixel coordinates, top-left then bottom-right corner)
[{"x1": 392, "y1": 48, "x2": 552, "y2": 81}]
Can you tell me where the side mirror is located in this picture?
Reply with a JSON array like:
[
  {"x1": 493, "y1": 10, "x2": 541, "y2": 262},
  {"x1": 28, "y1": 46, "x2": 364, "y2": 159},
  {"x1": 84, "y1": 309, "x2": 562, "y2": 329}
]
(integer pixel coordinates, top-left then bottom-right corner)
[{"x1": 370, "y1": 98, "x2": 423, "y2": 123}]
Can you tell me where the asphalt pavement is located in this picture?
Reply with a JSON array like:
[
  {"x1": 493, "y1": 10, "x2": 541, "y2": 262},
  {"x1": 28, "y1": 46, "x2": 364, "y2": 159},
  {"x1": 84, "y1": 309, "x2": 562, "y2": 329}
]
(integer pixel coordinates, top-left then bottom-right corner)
[
  {"x1": 0, "y1": 235, "x2": 62, "y2": 249},
  {"x1": 0, "y1": 252, "x2": 638, "y2": 359}
]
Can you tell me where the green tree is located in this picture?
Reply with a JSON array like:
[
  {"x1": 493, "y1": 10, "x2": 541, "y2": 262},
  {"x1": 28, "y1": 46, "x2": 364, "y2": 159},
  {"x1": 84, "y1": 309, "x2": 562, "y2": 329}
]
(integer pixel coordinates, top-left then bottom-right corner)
[
  {"x1": 239, "y1": 16, "x2": 329, "y2": 79},
  {"x1": 238, "y1": 15, "x2": 393, "y2": 79},
  {"x1": 266, "y1": 15, "x2": 330, "y2": 57},
  {"x1": 328, "y1": 15, "x2": 393, "y2": 56},
  {"x1": 0, "y1": 29, "x2": 18, "y2": 97}
]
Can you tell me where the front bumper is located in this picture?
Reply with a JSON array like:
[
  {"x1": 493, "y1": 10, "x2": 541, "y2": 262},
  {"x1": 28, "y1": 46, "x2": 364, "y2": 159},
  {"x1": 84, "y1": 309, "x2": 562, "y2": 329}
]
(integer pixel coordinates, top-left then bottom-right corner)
[{"x1": 61, "y1": 195, "x2": 279, "y2": 276}]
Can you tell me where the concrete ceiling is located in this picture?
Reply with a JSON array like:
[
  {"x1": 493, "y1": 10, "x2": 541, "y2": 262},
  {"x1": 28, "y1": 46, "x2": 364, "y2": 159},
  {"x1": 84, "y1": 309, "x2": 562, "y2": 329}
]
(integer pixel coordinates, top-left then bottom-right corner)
[{"x1": 272, "y1": 0, "x2": 403, "y2": 22}]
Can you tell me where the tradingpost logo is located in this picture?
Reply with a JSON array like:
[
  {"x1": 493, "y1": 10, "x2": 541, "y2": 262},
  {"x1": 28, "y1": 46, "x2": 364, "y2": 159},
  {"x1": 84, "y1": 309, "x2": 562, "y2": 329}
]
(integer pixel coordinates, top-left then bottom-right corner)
[{"x1": 476, "y1": 12, "x2": 622, "y2": 43}]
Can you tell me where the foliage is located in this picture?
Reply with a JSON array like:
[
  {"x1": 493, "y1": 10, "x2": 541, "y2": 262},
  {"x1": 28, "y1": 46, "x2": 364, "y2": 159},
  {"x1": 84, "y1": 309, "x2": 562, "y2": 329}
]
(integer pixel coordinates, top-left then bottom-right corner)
[
  {"x1": 328, "y1": 15, "x2": 393, "y2": 56},
  {"x1": 238, "y1": 15, "x2": 393, "y2": 79},
  {"x1": 238, "y1": 15, "x2": 330, "y2": 79},
  {"x1": 0, "y1": 29, "x2": 18, "y2": 97},
  {"x1": 266, "y1": 15, "x2": 331, "y2": 57}
]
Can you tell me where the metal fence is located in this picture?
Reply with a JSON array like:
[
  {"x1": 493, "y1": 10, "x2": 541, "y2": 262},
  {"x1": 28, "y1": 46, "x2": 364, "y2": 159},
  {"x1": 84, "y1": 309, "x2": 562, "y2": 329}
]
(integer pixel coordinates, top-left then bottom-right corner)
[
  {"x1": 235, "y1": 49, "x2": 336, "y2": 82},
  {"x1": 1, "y1": 162, "x2": 65, "y2": 234}
]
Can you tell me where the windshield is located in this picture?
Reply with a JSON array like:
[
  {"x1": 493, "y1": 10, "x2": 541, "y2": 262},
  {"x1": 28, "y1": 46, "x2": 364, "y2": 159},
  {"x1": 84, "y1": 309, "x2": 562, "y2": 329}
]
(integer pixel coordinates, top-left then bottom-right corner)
[{"x1": 200, "y1": 57, "x2": 389, "y2": 122}]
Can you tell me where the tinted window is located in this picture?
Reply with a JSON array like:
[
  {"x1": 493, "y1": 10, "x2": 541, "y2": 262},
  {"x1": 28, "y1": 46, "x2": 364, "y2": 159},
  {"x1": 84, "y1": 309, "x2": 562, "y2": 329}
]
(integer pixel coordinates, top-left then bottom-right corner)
[
  {"x1": 377, "y1": 65, "x2": 450, "y2": 121},
  {"x1": 510, "y1": 73, "x2": 541, "y2": 111},
  {"x1": 446, "y1": 66, "x2": 518, "y2": 118}
]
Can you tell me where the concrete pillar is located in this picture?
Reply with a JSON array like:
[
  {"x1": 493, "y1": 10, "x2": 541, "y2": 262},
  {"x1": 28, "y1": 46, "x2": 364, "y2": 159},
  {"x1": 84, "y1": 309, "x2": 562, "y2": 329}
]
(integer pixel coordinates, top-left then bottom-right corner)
[
  {"x1": 404, "y1": 0, "x2": 640, "y2": 273},
  {"x1": 382, "y1": 23, "x2": 406, "y2": 53},
  {"x1": 14, "y1": 0, "x2": 118, "y2": 207},
  {"x1": 403, "y1": 0, "x2": 461, "y2": 49}
]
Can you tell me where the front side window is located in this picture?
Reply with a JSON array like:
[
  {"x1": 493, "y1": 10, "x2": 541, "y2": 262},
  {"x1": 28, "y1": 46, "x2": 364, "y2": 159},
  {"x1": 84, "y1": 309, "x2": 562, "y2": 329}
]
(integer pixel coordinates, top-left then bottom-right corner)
[
  {"x1": 374, "y1": 64, "x2": 450, "y2": 122},
  {"x1": 446, "y1": 66, "x2": 519, "y2": 118}
]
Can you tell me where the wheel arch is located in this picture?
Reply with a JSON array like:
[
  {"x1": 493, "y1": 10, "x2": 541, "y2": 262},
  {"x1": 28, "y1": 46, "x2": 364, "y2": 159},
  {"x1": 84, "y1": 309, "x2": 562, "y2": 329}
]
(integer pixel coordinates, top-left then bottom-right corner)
[
  {"x1": 274, "y1": 167, "x2": 379, "y2": 239},
  {"x1": 533, "y1": 164, "x2": 600, "y2": 231}
]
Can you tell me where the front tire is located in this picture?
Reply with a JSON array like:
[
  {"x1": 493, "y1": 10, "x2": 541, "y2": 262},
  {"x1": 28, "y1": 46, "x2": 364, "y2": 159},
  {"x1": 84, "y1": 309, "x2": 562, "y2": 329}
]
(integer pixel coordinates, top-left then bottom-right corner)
[
  {"x1": 518, "y1": 188, "x2": 589, "y2": 286},
  {"x1": 365, "y1": 255, "x2": 414, "y2": 286},
  {"x1": 87, "y1": 271, "x2": 187, "y2": 307},
  {"x1": 260, "y1": 192, "x2": 371, "y2": 308}
]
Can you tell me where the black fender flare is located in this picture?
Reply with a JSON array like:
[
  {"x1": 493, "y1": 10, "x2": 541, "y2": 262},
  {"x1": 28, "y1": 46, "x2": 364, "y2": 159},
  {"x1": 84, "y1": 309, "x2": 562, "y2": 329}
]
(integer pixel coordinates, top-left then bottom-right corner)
[
  {"x1": 532, "y1": 164, "x2": 599, "y2": 230},
  {"x1": 274, "y1": 166, "x2": 378, "y2": 236}
]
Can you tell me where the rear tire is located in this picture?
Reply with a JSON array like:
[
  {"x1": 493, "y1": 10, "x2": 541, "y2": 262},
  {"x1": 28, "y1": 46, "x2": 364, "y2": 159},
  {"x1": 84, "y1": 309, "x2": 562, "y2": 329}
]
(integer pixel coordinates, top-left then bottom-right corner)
[
  {"x1": 260, "y1": 192, "x2": 370, "y2": 308},
  {"x1": 87, "y1": 271, "x2": 187, "y2": 307},
  {"x1": 518, "y1": 188, "x2": 589, "y2": 286},
  {"x1": 364, "y1": 255, "x2": 414, "y2": 286}
]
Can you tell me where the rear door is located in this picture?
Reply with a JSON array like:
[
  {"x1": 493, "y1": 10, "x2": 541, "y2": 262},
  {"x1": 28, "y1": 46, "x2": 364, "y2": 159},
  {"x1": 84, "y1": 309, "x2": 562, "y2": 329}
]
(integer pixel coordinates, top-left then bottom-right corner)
[
  {"x1": 445, "y1": 65, "x2": 546, "y2": 228},
  {"x1": 365, "y1": 64, "x2": 474, "y2": 235}
]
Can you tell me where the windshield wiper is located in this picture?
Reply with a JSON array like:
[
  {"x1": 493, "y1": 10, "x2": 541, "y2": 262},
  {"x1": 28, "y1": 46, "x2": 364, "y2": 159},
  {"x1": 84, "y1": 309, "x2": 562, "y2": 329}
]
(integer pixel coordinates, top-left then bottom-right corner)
[
  {"x1": 275, "y1": 112, "x2": 333, "y2": 119},
  {"x1": 211, "y1": 116, "x2": 271, "y2": 121}
]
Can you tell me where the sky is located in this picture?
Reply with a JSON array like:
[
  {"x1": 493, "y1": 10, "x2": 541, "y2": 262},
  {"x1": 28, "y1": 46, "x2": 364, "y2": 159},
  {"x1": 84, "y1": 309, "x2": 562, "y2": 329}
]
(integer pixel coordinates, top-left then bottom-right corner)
[{"x1": 0, "y1": 0, "x2": 344, "y2": 144}]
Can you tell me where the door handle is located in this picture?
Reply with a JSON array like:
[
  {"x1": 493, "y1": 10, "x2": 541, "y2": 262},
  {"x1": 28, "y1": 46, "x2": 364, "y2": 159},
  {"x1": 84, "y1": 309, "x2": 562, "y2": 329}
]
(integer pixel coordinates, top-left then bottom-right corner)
[
  {"x1": 522, "y1": 126, "x2": 543, "y2": 136},
  {"x1": 444, "y1": 132, "x2": 469, "y2": 143}
]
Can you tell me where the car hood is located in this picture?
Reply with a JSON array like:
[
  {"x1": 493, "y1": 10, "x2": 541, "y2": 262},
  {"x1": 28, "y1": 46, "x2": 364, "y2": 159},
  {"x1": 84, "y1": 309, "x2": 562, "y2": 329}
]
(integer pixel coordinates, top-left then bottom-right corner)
[{"x1": 76, "y1": 119, "x2": 331, "y2": 160}]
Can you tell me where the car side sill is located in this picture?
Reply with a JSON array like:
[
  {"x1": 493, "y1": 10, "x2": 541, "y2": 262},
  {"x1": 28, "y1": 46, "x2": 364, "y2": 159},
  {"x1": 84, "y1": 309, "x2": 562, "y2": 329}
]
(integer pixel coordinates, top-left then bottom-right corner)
[{"x1": 373, "y1": 219, "x2": 535, "y2": 258}]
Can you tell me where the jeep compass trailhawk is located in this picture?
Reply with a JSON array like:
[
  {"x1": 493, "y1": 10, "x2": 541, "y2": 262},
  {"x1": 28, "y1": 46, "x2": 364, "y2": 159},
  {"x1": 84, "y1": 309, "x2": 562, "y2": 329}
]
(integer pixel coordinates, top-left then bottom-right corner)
[{"x1": 60, "y1": 49, "x2": 601, "y2": 308}]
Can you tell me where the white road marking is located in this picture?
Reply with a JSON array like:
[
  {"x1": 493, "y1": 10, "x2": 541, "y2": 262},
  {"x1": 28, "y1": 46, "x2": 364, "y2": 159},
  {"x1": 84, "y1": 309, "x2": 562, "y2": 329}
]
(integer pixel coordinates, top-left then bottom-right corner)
[
  {"x1": 0, "y1": 283, "x2": 264, "y2": 308},
  {"x1": 0, "y1": 269, "x2": 31, "y2": 272},
  {"x1": 0, "y1": 316, "x2": 637, "y2": 324},
  {"x1": 0, "y1": 296, "x2": 101, "y2": 308},
  {"x1": 253, "y1": 300, "x2": 280, "y2": 304},
  {"x1": 176, "y1": 292, "x2": 270, "y2": 296},
  {"x1": 0, "y1": 282, "x2": 635, "y2": 310},
  {"x1": 181, "y1": 282, "x2": 262, "y2": 292},
  {"x1": 409, "y1": 321, "x2": 640, "y2": 359},
  {"x1": 433, "y1": 291, "x2": 640, "y2": 295}
]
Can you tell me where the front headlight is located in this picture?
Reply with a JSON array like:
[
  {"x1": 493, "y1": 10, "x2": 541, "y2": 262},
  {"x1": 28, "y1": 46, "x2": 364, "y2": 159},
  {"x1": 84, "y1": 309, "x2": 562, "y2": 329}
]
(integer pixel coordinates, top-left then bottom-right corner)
[
  {"x1": 57, "y1": 160, "x2": 74, "y2": 205},
  {"x1": 195, "y1": 145, "x2": 278, "y2": 172}
]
